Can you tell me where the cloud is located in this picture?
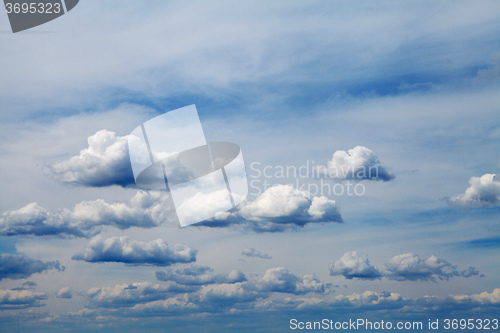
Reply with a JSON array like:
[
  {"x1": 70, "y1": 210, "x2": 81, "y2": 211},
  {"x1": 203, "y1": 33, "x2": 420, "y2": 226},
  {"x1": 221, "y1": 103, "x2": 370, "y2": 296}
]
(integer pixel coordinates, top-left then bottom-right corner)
[
  {"x1": 315, "y1": 146, "x2": 395, "y2": 181},
  {"x1": 329, "y1": 251, "x2": 382, "y2": 280},
  {"x1": 56, "y1": 287, "x2": 73, "y2": 299},
  {"x1": 49, "y1": 130, "x2": 135, "y2": 188},
  {"x1": 0, "y1": 289, "x2": 48, "y2": 309},
  {"x1": 87, "y1": 282, "x2": 197, "y2": 308},
  {"x1": 329, "y1": 252, "x2": 481, "y2": 282},
  {"x1": 206, "y1": 184, "x2": 342, "y2": 232},
  {"x1": 241, "y1": 248, "x2": 272, "y2": 259},
  {"x1": 0, "y1": 253, "x2": 64, "y2": 280},
  {"x1": 72, "y1": 236, "x2": 197, "y2": 266},
  {"x1": 384, "y1": 253, "x2": 481, "y2": 282},
  {"x1": 252, "y1": 267, "x2": 329, "y2": 295},
  {"x1": 155, "y1": 265, "x2": 246, "y2": 285},
  {"x1": 449, "y1": 173, "x2": 500, "y2": 207},
  {"x1": 0, "y1": 190, "x2": 175, "y2": 238}
]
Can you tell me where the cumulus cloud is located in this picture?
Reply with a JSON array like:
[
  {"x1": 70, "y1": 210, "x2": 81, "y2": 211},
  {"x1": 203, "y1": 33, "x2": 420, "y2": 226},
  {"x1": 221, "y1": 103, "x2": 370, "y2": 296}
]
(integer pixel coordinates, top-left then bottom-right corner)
[
  {"x1": 155, "y1": 265, "x2": 246, "y2": 285},
  {"x1": 0, "y1": 190, "x2": 174, "y2": 238},
  {"x1": 49, "y1": 130, "x2": 135, "y2": 187},
  {"x1": 315, "y1": 146, "x2": 395, "y2": 181},
  {"x1": 206, "y1": 184, "x2": 342, "y2": 232},
  {"x1": 0, "y1": 289, "x2": 48, "y2": 309},
  {"x1": 252, "y1": 267, "x2": 329, "y2": 295},
  {"x1": 384, "y1": 253, "x2": 481, "y2": 282},
  {"x1": 449, "y1": 173, "x2": 500, "y2": 207},
  {"x1": 0, "y1": 253, "x2": 64, "y2": 280},
  {"x1": 329, "y1": 251, "x2": 382, "y2": 280},
  {"x1": 72, "y1": 236, "x2": 197, "y2": 266},
  {"x1": 56, "y1": 287, "x2": 73, "y2": 299},
  {"x1": 329, "y1": 252, "x2": 481, "y2": 282},
  {"x1": 241, "y1": 248, "x2": 272, "y2": 259}
]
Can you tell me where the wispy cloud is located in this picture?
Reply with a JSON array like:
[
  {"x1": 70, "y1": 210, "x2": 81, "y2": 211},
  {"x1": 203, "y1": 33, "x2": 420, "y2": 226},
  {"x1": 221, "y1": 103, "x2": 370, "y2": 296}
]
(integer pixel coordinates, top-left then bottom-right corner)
[{"x1": 0, "y1": 253, "x2": 64, "y2": 281}]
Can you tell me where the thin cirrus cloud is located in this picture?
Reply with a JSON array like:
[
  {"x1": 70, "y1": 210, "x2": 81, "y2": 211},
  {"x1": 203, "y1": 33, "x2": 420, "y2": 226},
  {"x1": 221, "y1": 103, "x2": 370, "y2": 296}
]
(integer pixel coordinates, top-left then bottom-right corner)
[
  {"x1": 315, "y1": 146, "x2": 395, "y2": 182},
  {"x1": 0, "y1": 253, "x2": 65, "y2": 281},
  {"x1": 241, "y1": 248, "x2": 272, "y2": 259},
  {"x1": 0, "y1": 191, "x2": 175, "y2": 238},
  {"x1": 155, "y1": 265, "x2": 246, "y2": 286},
  {"x1": 72, "y1": 236, "x2": 197, "y2": 266},
  {"x1": 329, "y1": 251, "x2": 482, "y2": 282},
  {"x1": 448, "y1": 173, "x2": 500, "y2": 207}
]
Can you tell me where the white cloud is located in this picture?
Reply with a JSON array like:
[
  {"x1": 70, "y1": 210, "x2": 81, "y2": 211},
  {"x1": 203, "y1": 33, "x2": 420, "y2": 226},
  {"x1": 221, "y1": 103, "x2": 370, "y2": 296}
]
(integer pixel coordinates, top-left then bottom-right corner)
[
  {"x1": 253, "y1": 267, "x2": 328, "y2": 295},
  {"x1": 208, "y1": 184, "x2": 342, "y2": 232},
  {"x1": 72, "y1": 236, "x2": 197, "y2": 266},
  {"x1": 241, "y1": 248, "x2": 272, "y2": 259},
  {"x1": 329, "y1": 251, "x2": 382, "y2": 280},
  {"x1": 316, "y1": 146, "x2": 394, "y2": 181},
  {"x1": 156, "y1": 265, "x2": 246, "y2": 285},
  {"x1": 0, "y1": 289, "x2": 47, "y2": 309},
  {"x1": 0, "y1": 253, "x2": 64, "y2": 280},
  {"x1": 449, "y1": 173, "x2": 500, "y2": 207},
  {"x1": 49, "y1": 130, "x2": 134, "y2": 187},
  {"x1": 0, "y1": 190, "x2": 175, "y2": 237}
]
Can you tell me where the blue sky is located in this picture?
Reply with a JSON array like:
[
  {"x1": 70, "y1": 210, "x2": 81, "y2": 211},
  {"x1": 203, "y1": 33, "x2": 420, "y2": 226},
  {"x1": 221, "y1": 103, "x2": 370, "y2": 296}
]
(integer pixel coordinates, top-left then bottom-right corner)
[{"x1": 1, "y1": 1, "x2": 499, "y2": 332}]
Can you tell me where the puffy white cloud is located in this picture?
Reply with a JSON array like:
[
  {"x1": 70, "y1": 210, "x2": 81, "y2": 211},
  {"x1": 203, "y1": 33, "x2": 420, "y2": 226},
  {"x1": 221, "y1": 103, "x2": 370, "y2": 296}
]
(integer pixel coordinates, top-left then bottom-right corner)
[
  {"x1": 208, "y1": 184, "x2": 342, "y2": 232},
  {"x1": 329, "y1": 251, "x2": 382, "y2": 280},
  {"x1": 253, "y1": 267, "x2": 328, "y2": 295},
  {"x1": 0, "y1": 253, "x2": 64, "y2": 280},
  {"x1": 49, "y1": 130, "x2": 135, "y2": 187},
  {"x1": 56, "y1": 287, "x2": 73, "y2": 299},
  {"x1": 0, "y1": 289, "x2": 48, "y2": 309},
  {"x1": 0, "y1": 190, "x2": 174, "y2": 238},
  {"x1": 449, "y1": 173, "x2": 500, "y2": 207},
  {"x1": 72, "y1": 236, "x2": 197, "y2": 266},
  {"x1": 155, "y1": 265, "x2": 246, "y2": 285},
  {"x1": 384, "y1": 253, "x2": 481, "y2": 282},
  {"x1": 329, "y1": 252, "x2": 482, "y2": 282},
  {"x1": 241, "y1": 248, "x2": 272, "y2": 259},
  {"x1": 316, "y1": 146, "x2": 395, "y2": 181}
]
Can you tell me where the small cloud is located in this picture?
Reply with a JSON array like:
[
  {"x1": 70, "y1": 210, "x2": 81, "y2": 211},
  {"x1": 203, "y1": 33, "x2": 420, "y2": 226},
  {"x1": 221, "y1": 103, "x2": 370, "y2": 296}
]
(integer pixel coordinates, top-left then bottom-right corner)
[
  {"x1": 316, "y1": 146, "x2": 395, "y2": 181},
  {"x1": 449, "y1": 173, "x2": 500, "y2": 207},
  {"x1": 329, "y1": 251, "x2": 382, "y2": 280},
  {"x1": 56, "y1": 287, "x2": 73, "y2": 299},
  {"x1": 0, "y1": 289, "x2": 47, "y2": 309},
  {"x1": 252, "y1": 267, "x2": 328, "y2": 295},
  {"x1": 0, "y1": 253, "x2": 64, "y2": 281},
  {"x1": 241, "y1": 248, "x2": 272, "y2": 259},
  {"x1": 156, "y1": 265, "x2": 246, "y2": 285},
  {"x1": 72, "y1": 236, "x2": 197, "y2": 266}
]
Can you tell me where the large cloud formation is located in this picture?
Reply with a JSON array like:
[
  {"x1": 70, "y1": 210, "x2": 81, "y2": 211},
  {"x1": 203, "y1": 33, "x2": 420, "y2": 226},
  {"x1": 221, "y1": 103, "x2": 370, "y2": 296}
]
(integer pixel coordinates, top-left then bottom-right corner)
[
  {"x1": 72, "y1": 236, "x2": 197, "y2": 266},
  {"x1": 49, "y1": 130, "x2": 135, "y2": 187},
  {"x1": 449, "y1": 173, "x2": 500, "y2": 207},
  {"x1": 0, "y1": 253, "x2": 64, "y2": 280},
  {"x1": 329, "y1": 252, "x2": 482, "y2": 282},
  {"x1": 0, "y1": 289, "x2": 48, "y2": 309},
  {"x1": 0, "y1": 191, "x2": 174, "y2": 238},
  {"x1": 206, "y1": 184, "x2": 343, "y2": 232},
  {"x1": 315, "y1": 146, "x2": 395, "y2": 181}
]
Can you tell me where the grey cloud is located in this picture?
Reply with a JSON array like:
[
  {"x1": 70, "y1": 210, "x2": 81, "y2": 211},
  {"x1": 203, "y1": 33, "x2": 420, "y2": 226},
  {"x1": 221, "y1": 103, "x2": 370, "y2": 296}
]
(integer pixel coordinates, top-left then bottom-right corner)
[
  {"x1": 72, "y1": 236, "x2": 197, "y2": 266},
  {"x1": 0, "y1": 253, "x2": 64, "y2": 281},
  {"x1": 316, "y1": 146, "x2": 395, "y2": 182},
  {"x1": 204, "y1": 184, "x2": 343, "y2": 232},
  {"x1": 0, "y1": 190, "x2": 175, "y2": 238},
  {"x1": 251, "y1": 267, "x2": 329, "y2": 295},
  {"x1": 49, "y1": 130, "x2": 135, "y2": 188},
  {"x1": 241, "y1": 248, "x2": 272, "y2": 259},
  {"x1": 329, "y1": 251, "x2": 382, "y2": 280},
  {"x1": 56, "y1": 287, "x2": 73, "y2": 299},
  {"x1": 155, "y1": 265, "x2": 246, "y2": 285},
  {"x1": 449, "y1": 173, "x2": 500, "y2": 207},
  {"x1": 0, "y1": 289, "x2": 48, "y2": 309}
]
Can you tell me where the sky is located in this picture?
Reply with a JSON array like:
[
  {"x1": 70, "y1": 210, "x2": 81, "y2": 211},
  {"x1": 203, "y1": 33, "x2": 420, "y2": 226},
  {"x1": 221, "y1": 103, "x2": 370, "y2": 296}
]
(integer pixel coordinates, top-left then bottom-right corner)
[{"x1": 0, "y1": 1, "x2": 499, "y2": 332}]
